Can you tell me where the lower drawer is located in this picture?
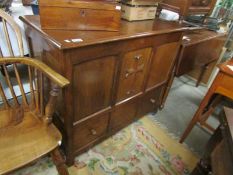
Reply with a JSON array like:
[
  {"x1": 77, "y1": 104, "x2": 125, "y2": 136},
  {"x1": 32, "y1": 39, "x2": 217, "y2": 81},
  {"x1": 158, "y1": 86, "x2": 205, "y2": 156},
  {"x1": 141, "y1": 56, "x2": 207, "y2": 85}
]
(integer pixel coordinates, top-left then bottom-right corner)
[
  {"x1": 110, "y1": 98, "x2": 139, "y2": 132},
  {"x1": 73, "y1": 113, "x2": 109, "y2": 151},
  {"x1": 137, "y1": 86, "x2": 164, "y2": 117}
]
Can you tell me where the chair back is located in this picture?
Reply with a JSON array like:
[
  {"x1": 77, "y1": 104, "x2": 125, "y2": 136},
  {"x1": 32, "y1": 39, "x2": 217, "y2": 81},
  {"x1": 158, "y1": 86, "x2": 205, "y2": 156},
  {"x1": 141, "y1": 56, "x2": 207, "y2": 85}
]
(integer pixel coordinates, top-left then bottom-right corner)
[
  {"x1": 0, "y1": 9, "x2": 24, "y2": 57},
  {"x1": 0, "y1": 58, "x2": 69, "y2": 128}
]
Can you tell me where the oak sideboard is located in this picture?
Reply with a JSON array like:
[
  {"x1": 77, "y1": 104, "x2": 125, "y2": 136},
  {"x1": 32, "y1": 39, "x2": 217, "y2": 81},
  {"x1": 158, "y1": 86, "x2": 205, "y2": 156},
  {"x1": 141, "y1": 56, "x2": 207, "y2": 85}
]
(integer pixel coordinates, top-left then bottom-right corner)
[{"x1": 20, "y1": 16, "x2": 192, "y2": 165}]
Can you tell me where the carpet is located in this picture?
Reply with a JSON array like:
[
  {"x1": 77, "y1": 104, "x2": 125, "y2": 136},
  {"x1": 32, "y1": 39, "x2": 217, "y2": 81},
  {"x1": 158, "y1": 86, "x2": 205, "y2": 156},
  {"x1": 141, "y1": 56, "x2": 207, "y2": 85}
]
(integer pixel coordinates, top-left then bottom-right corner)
[{"x1": 12, "y1": 115, "x2": 199, "y2": 175}]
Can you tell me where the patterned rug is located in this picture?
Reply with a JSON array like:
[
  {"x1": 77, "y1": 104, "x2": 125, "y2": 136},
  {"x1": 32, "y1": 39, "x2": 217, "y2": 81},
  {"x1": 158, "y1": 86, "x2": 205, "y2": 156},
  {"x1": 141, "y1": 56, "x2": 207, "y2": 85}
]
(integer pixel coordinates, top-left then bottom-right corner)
[{"x1": 12, "y1": 115, "x2": 199, "y2": 175}]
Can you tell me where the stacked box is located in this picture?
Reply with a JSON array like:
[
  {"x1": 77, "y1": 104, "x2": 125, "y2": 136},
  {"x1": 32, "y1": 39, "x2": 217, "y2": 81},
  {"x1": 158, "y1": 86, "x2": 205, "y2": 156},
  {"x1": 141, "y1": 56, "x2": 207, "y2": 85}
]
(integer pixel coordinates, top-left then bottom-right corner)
[{"x1": 121, "y1": 0, "x2": 161, "y2": 21}]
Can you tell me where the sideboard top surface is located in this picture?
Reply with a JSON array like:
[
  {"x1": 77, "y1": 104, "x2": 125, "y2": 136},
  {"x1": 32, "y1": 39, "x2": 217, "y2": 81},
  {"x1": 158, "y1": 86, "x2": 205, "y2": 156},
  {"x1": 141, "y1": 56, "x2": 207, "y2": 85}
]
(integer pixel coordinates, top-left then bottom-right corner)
[
  {"x1": 182, "y1": 29, "x2": 226, "y2": 47},
  {"x1": 20, "y1": 15, "x2": 195, "y2": 50}
]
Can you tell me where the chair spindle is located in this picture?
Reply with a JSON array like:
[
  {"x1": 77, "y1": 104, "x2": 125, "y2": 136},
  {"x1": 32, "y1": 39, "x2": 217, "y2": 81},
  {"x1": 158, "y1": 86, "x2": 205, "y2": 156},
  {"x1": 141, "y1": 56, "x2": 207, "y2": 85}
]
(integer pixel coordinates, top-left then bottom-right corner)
[
  {"x1": 2, "y1": 64, "x2": 19, "y2": 106},
  {"x1": 13, "y1": 63, "x2": 28, "y2": 106},
  {"x1": 0, "y1": 82, "x2": 10, "y2": 109},
  {"x1": 28, "y1": 66, "x2": 35, "y2": 109},
  {"x1": 2, "y1": 19, "x2": 14, "y2": 57}
]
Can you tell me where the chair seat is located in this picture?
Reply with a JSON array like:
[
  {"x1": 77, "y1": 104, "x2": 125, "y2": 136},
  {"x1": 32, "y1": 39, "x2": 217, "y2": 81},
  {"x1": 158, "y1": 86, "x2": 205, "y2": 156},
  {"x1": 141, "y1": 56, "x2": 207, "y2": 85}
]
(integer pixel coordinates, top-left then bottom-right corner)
[{"x1": 0, "y1": 111, "x2": 62, "y2": 174}]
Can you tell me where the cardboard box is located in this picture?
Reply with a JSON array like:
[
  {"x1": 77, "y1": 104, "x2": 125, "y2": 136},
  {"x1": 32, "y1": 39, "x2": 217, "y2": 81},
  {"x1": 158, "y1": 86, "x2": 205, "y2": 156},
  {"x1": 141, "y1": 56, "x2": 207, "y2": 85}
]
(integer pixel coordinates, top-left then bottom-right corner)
[
  {"x1": 39, "y1": 0, "x2": 121, "y2": 31},
  {"x1": 121, "y1": 3, "x2": 157, "y2": 21},
  {"x1": 122, "y1": 0, "x2": 161, "y2": 6}
]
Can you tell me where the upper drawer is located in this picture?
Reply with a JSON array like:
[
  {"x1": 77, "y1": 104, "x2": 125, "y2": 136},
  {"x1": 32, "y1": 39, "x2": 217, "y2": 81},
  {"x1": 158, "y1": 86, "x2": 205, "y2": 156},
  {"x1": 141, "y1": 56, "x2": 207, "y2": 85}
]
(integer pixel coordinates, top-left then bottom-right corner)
[{"x1": 116, "y1": 48, "x2": 152, "y2": 102}]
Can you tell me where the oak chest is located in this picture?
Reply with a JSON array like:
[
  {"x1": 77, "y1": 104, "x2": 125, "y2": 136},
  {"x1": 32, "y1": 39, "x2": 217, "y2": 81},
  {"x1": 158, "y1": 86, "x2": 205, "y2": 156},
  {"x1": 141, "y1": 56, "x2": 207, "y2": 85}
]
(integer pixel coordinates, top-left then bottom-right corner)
[
  {"x1": 39, "y1": 0, "x2": 121, "y2": 31},
  {"x1": 20, "y1": 16, "x2": 190, "y2": 165}
]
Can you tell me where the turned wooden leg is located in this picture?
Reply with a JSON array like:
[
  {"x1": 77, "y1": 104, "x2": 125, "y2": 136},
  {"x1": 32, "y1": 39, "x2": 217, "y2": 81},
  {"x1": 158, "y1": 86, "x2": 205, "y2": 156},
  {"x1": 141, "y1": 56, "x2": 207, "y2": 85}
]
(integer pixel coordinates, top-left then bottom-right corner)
[
  {"x1": 50, "y1": 148, "x2": 69, "y2": 175},
  {"x1": 196, "y1": 64, "x2": 208, "y2": 87}
]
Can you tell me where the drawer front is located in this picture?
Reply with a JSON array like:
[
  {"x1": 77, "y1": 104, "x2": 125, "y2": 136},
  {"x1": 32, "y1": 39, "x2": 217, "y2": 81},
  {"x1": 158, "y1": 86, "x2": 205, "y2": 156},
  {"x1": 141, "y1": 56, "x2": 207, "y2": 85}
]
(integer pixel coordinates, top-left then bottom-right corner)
[
  {"x1": 73, "y1": 113, "x2": 110, "y2": 151},
  {"x1": 73, "y1": 56, "x2": 116, "y2": 121},
  {"x1": 117, "y1": 48, "x2": 151, "y2": 102},
  {"x1": 110, "y1": 98, "x2": 139, "y2": 132},
  {"x1": 137, "y1": 86, "x2": 164, "y2": 118}
]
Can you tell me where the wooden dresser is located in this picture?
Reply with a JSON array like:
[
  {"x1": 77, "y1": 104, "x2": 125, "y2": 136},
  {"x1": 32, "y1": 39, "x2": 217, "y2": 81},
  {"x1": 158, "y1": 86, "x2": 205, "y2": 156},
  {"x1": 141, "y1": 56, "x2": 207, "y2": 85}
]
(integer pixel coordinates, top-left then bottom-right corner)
[
  {"x1": 176, "y1": 29, "x2": 226, "y2": 86},
  {"x1": 158, "y1": 0, "x2": 217, "y2": 19},
  {"x1": 20, "y1": 16, "x2": 192, "y2": 165}
]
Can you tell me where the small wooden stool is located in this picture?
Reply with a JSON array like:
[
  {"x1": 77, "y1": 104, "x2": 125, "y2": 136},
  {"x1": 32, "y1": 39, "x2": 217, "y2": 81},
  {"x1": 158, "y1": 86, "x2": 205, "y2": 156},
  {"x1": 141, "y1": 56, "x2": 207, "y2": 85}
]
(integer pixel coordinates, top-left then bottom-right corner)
[{"x1": 180, "y1": 58, "x2": 233, "y2": 143}]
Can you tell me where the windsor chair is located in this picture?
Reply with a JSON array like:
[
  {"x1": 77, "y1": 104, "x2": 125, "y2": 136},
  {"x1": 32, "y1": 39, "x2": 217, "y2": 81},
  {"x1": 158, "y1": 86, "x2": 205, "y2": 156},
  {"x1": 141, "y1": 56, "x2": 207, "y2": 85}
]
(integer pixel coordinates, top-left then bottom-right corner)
[{"x1": 0, "y1": 57, "x2": 70, "y2": 175}]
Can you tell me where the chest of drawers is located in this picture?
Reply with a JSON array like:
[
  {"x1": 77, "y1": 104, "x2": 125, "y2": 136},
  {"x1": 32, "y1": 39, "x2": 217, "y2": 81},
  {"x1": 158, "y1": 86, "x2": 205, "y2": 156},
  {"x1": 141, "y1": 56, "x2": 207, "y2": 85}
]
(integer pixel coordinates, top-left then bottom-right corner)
[{"x1": 20, "y1": 16, "x2": 190, "y2": 165}]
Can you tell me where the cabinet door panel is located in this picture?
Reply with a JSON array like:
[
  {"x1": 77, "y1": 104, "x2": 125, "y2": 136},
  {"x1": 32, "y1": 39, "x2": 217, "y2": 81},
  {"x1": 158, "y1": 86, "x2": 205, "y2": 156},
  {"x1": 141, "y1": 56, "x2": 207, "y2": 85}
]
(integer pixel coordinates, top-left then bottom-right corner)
[
  {"x1": 73, "y1": 57, "x2": 116, "y2": 121},
  {"x1": 117, "y1": 48, "x2": 151, "y2": 102},
  {"x1": 147, "y1": 42, "x2": 179, "y2": 90}
]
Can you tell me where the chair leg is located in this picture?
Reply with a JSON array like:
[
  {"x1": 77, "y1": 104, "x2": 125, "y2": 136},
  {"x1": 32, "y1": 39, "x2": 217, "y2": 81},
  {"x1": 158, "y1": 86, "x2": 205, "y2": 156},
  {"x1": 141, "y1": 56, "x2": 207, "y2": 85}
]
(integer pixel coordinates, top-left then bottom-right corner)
[
  {"x1": 196, "y1": 64, "x2": 208, "y2": 87},
  {"x1": 179, "y1": 107, "x2": 203, "y2": 143},
  {"x1": 200, "y1": 95, "x2": 222, "y2": 122},
  {"x1": 180, "y1": 93, "x2": 216, "y2": 143},
  {"x1": 50, "y1": 148, "x2": 69, "y2": 175}
]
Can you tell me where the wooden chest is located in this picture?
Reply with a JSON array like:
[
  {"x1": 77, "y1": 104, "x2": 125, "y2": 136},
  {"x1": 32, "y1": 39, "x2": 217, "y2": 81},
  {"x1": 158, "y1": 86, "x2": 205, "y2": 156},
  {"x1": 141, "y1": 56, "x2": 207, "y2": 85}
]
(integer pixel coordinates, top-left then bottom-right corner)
[
  {"x1": 39, "y1": 0, "x2": 121, "y2": 31},
  {"x1": 20, "y1": 15, "x2": 189, "y2": 165}
]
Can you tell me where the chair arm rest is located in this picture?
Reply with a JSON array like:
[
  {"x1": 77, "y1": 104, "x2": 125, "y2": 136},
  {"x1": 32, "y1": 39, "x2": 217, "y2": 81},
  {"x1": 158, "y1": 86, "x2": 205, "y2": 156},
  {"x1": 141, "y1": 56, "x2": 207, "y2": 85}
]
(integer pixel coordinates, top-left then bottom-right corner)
[{"x1": 0, "y1": 57, "x2": 70, "y2": 87}]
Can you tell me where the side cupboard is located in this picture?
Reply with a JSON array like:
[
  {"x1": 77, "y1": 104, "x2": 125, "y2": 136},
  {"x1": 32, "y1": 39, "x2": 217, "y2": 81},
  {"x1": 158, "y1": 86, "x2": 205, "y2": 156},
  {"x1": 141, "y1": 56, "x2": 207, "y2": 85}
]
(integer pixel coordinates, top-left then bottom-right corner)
[{"x1": 20, "y1": 16, "x2": 191, "y2": 165}]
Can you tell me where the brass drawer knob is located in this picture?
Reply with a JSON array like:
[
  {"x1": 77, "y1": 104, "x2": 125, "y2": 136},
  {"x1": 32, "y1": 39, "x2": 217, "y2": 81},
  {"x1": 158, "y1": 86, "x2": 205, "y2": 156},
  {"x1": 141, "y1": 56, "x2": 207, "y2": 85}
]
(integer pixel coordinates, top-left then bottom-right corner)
[
  {"x1": 90, "y1": 129, "x2": 97, "y2": 135},
  {"x1": 134, "y1": 55, "x2": 142, "y2": 61},
  {"x1": 126, "y1": 90, "x2": 135, "y2": 95},
  {"x1": 150, "y1": 98, "x2": 156, "y2": 104},
  {"x1": 125, "y1": 69, "x2": 134, "y2": 78},
  {"x1": 201, "y1": 0, "x2": 208, "y2": 5},
  {"x1": 126, "y1": 91, "x2": 131, "y2": 95},
  {"x1": 125, "y1": 72, "x2": 130, "y2": 78}
]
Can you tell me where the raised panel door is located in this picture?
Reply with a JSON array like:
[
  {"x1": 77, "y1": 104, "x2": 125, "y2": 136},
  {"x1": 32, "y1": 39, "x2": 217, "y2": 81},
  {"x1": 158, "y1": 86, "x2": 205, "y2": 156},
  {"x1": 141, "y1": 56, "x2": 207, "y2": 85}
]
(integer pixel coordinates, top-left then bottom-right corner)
[
  {"x1": 73, "y1": 57, "x2": 116, "y2": 121},
  {"x1": 146, "y1": 42, "x2": 179, "y2": 90}
]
